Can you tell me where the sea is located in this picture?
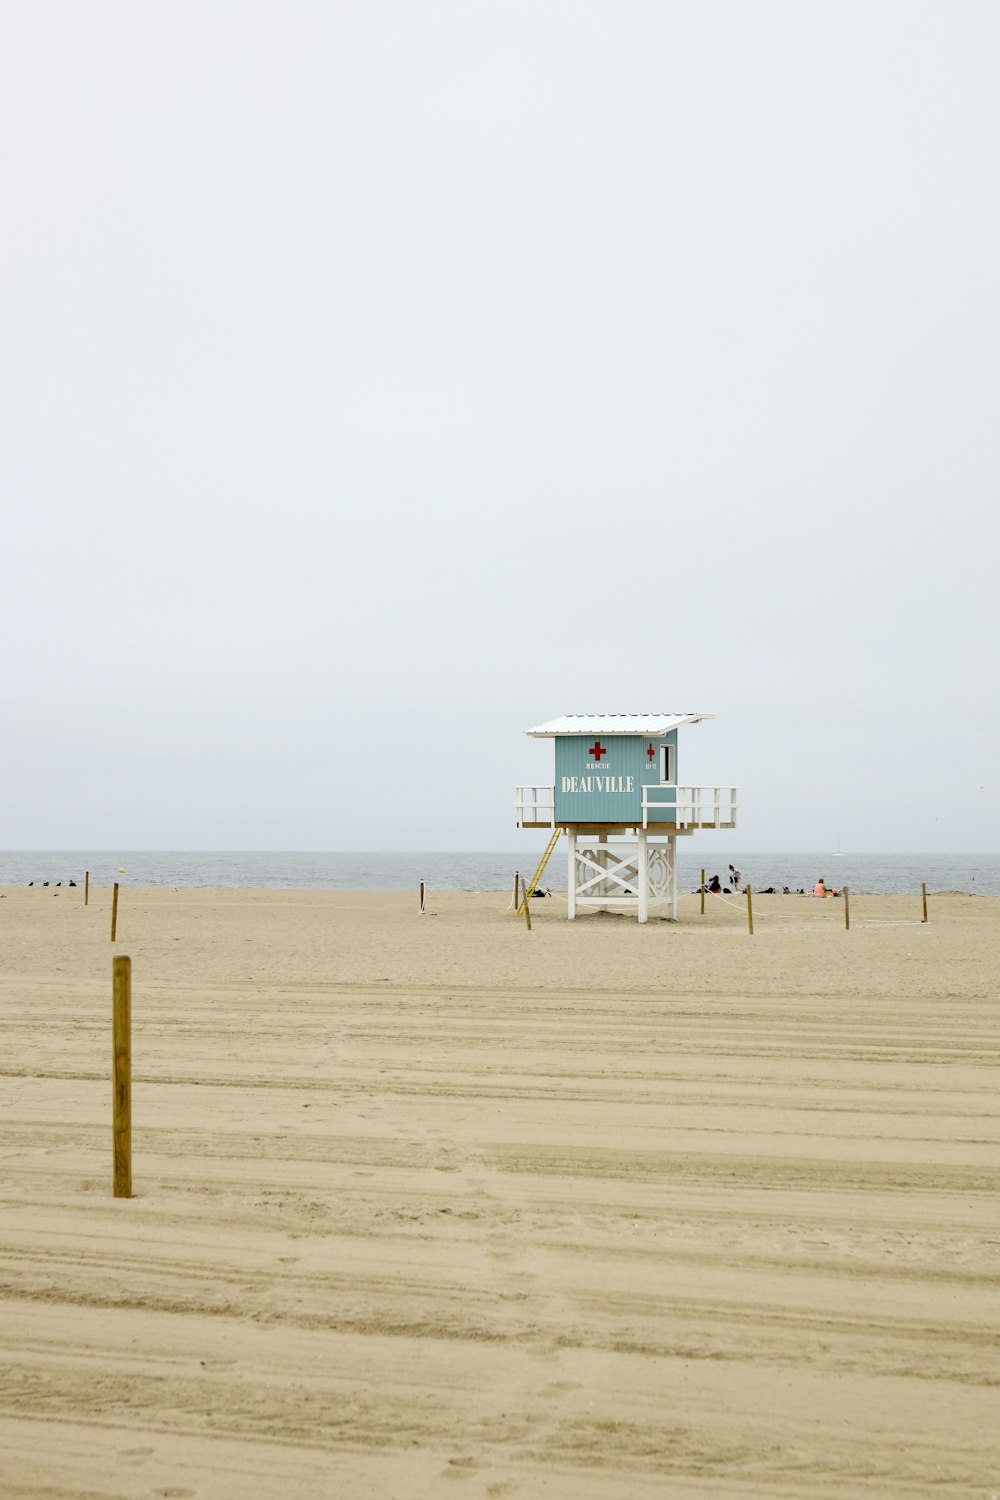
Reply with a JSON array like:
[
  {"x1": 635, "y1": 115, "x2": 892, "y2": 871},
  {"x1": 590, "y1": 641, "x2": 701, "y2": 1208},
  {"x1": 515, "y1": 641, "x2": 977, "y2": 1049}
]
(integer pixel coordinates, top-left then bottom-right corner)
[{"x1": 2, "y1": 850, "x2": 999, "y2": 895}]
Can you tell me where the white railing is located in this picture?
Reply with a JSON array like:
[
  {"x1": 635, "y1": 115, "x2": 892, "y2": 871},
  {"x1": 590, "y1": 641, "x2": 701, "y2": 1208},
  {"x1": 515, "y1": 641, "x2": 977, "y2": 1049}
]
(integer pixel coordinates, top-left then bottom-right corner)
[
  {"x1": 642, "y1": 784, "x2": 738, "y2": 829},
  {"x1": 516, "y1": 783, "x2": 737, "y2": 829},
  {"x1": 515, "y1": 785, "x2": 555, "y2": 827}
]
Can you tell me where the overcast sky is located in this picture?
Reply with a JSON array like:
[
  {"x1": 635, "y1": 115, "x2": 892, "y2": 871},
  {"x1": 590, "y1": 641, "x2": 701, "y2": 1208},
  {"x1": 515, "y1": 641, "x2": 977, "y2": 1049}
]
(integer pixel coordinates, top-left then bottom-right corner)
[{"x1": 2, "y1": 2, "x2": 997, "y2": 852}]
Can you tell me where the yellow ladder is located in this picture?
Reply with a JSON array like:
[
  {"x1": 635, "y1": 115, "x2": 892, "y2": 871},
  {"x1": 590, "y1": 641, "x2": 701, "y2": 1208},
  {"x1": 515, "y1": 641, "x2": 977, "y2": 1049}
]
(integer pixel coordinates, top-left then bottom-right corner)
[{"x1": 517, "y1": 828, "x2": 562, "y2": 915}]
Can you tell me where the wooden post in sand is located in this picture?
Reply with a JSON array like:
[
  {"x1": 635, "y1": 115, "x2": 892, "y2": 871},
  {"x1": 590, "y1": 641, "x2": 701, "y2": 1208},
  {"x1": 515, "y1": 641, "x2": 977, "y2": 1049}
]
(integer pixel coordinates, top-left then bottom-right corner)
[
  {"x1": 84, "y1": 870, "x2": 89, "y2": 906},
  {"x1": 921, "y1": 882, "x2": 928, "y2": 923},
  {"x1": 112, "y1": 956, "x2": 132, "y2": 1198},
  {"x1": 700, "y1": 868, "x2": 705, "y2": 915},
  {"x1": 110, "y1": 882, "x2": 119, "y2": 941},
  {"x1": 419, "y1": 880, "x2": 425, "y2": 914},
  {"x1": 844, "y1": 885, "x2": 850, "y2": 930},
  {"x1": 513, "y1": 870, "x2": 520, "y2": 909},
  {"x1": 746, "y1": 883, "x2": 754, "y2": 937},
  {"x1": 522, "y1": 886, "x2": 532, "y2": 931}
]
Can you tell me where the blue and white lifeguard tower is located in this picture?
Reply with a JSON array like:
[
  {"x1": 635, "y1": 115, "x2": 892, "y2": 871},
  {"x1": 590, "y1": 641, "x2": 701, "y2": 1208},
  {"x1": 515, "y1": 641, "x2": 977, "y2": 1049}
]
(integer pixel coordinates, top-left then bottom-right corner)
[{"x1": 515, "y1": 713, "x2": 738, "y2": 922}]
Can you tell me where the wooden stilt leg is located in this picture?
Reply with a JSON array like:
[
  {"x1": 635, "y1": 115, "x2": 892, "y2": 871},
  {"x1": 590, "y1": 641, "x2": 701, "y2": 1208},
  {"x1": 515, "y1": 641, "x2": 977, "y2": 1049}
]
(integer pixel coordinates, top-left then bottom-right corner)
[
  {"x1": 567, "y1": 830, "x2": 577, "y2": 920},
  {"x1": 638, "y1": 830, "x2": 649, "y2": 924}
]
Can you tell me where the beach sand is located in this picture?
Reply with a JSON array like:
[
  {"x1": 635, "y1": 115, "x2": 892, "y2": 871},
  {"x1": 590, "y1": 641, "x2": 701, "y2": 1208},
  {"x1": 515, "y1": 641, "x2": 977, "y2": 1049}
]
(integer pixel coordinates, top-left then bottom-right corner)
[{"x1": 0, "y1": 884, "x2": 997, "y2": 1498}]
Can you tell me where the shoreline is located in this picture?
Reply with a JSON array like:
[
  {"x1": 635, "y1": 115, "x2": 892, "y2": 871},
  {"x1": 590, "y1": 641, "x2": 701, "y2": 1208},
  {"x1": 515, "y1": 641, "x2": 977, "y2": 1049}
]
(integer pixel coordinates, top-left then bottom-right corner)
[{"x1": 3, "y1": 880, "x2": 995, "y2": 897}]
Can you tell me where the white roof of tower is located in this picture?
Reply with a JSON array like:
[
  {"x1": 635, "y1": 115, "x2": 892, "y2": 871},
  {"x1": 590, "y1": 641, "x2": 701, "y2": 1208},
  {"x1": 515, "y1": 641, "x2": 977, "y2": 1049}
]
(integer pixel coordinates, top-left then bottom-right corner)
[{"x1": 525, "y1": 713, "x2": 714, "y2": 738}]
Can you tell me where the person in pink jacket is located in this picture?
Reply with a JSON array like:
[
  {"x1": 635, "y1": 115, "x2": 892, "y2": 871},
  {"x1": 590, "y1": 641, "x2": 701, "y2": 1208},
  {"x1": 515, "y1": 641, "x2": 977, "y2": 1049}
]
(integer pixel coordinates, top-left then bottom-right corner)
[{"x1": 813, "y1": 879, "x2": 827, "y2": 898}]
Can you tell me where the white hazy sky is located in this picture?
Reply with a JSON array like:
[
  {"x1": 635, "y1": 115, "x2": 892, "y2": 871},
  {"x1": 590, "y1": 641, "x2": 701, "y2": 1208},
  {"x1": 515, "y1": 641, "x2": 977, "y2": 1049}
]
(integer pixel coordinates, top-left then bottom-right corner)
[{"x1": 2, "y1": 2, "x2": 997, "y2": 852}]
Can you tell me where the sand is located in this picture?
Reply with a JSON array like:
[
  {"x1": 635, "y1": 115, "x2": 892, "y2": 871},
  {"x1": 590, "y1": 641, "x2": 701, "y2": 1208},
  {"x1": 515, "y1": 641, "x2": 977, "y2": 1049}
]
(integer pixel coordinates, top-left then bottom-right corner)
[{"x1": 0, "y1": 883, "x2": 998, "y2": 1499}]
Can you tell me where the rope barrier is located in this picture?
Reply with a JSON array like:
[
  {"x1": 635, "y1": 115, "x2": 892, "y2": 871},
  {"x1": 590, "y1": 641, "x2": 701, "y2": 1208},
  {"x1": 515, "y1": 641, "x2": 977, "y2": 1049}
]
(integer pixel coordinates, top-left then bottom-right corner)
[
  {"x1": 853, "y1": 919, "x2": 924, "y2": 928},
  {"x1": 708, "y1": 891, "x2": 748, "y2": 914},
  {"x1": 706, "y1": 891, "x2": 844, "y2": 928},
  {"x1": 505, "y1": 887, "x2": 927, "y2": 931}
]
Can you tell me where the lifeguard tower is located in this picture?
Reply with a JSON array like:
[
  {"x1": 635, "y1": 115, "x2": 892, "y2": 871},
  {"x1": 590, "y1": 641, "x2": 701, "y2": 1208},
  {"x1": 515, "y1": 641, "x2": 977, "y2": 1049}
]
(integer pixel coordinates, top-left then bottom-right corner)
[{"x1": 515, "y1": 713, "x2": 738, "y2": 922}]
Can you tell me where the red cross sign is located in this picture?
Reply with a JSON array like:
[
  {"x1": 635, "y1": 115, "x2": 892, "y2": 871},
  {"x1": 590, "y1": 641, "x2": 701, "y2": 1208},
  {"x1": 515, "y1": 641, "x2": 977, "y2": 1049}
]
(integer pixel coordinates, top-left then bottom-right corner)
[
  {"x1": 647, "y1": 743, "x2": 655, "y2": 761},
  {"x1": 588, "y1": 740, "x2": 607, "y2": 762}
]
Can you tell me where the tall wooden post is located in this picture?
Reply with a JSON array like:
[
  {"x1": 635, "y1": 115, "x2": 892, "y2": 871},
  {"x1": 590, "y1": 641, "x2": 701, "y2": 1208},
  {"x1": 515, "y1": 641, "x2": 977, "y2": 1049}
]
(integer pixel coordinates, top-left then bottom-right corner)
[
  {"x1": 513, "y1": 870, "x2": 520, "y2": 909},
  {"x1": 111, "y1": 882, "x2": 119, "y2": 941},
  {"x1": 112, "y1": 956, "x2": 132, "y2": 1198},
  {"x1": 84, "y1": 870, "x2": 89, "y2": 906},
  {"x1": 522, "y1": 885, "x2": 532, "y2": 931},
  {"x1": 700, "y1": 868, "x2": 705, "y2": 915},
  {"x1": 921, "y1": 882, "x2": 928, "y2": 923},
  {"x1": 419, "y1": 880, "x2": 425, "y2": 914},
  {"x1": 844, "y1": 885, "x2": 850, "y2": 930},
  {"x1": 746, "y1": 883, "x2": 754, "y2": 937}
]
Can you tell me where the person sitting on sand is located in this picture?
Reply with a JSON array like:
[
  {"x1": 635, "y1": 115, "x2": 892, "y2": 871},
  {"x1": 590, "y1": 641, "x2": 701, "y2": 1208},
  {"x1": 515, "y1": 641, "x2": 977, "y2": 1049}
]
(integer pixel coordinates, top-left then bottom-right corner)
[
  {"x1": 813, "y1": 878, "x2": 827, "y2": 898},
  {"x1": 708, "y1": 875, "x2": 722, "y2": 894}
]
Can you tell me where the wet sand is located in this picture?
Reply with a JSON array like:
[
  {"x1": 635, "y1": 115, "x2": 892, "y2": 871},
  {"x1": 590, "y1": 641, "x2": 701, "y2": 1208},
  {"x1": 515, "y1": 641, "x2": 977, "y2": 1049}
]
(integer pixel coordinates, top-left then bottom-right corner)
[{"x1": 1, "y1": 885, "x2": 998, "y2": 1498}]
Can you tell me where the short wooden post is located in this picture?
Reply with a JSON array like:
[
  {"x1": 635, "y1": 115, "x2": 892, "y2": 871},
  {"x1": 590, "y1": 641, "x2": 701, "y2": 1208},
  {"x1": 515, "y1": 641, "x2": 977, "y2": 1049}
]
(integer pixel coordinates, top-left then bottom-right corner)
[
  {"x1": 419, "y1": 880, "x2": 425, "y2": 914},
  {"x1": 84, "y1": 870, "x2": 89, "y2": 906},
  {"x1": 700, "y1": 868, "x2": 705, "y2": 915},
  {"x1": 111, "y1": 882, "x2": 119, "y2": 942},
  {"x1": 844, "y1": 885, "x2": 850, "y2": 930},
  {"x1": 523, "y1": 888, "x2": 532, "y2": 931},
  {"x1": 112, "y1": 955, "x2": 132, "y2": 1198},
  {"x1": 513, "y1": 870, "x2": 520, "y2": 909},
  {"x1": 921, "y1": 881, "x2": 928, "y2": 923},
  {"x1": 746, "y1": 883, "x2": 754, "y2": 937}
]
